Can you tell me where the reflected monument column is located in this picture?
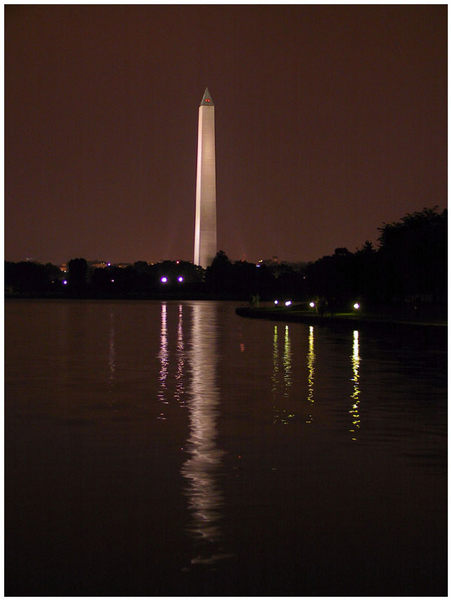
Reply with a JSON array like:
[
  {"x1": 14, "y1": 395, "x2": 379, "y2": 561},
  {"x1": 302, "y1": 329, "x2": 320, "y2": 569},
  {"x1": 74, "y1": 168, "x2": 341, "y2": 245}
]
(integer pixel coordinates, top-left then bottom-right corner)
[{"x1": 181, "y1": 303, "x2": 227, "y2": 566}]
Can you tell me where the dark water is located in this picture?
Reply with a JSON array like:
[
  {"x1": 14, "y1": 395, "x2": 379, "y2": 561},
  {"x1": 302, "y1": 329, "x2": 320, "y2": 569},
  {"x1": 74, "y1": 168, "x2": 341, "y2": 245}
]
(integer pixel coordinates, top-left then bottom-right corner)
[{"x1": 5, "y1": 300, "x2": 447, "y2": 596}]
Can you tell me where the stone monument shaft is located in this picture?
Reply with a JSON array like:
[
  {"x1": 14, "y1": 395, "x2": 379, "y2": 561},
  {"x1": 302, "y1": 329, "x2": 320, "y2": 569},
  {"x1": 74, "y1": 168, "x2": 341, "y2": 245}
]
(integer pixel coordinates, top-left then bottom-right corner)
[{"x1": 194, "y1": 88, "x2": 217, "y2": 268}]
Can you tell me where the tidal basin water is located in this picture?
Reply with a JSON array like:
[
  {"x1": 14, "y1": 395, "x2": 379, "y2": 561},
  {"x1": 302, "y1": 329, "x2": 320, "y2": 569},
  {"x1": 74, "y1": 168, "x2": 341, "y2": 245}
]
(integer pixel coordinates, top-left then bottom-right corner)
[{"x1": 5, "y1": 300, "x2": 447, "y2": 596}]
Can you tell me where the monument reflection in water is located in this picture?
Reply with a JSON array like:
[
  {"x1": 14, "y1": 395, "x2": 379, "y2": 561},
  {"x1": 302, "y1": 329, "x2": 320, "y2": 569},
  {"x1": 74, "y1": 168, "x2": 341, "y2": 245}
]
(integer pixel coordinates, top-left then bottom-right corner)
[
  {"x1": 5, "y1": 300, "x2": 446, "y2": 595},
  {"x1": 180, "y1": 303, "x2": 227, "y2": 566}
]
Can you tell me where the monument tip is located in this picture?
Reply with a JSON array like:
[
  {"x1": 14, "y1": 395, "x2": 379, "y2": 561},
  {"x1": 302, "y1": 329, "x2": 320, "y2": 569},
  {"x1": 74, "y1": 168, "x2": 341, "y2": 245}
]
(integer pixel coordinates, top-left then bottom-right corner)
[{"x1": 200, "y1": 88, "x2": 214, "y2": 106}]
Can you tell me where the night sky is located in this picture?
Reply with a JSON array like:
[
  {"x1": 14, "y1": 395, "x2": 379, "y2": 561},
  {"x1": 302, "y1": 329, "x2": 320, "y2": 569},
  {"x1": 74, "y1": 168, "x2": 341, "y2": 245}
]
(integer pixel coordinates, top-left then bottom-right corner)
[{"x1": 5, "y1": 4, "x2": 447, "y2": 265}]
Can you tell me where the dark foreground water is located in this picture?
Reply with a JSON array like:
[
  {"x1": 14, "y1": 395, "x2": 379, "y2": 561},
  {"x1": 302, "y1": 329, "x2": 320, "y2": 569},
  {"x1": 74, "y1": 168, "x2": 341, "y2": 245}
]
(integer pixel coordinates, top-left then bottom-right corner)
[{"x1": 5, "y1": 300, "x2": 447, "y2": 596}]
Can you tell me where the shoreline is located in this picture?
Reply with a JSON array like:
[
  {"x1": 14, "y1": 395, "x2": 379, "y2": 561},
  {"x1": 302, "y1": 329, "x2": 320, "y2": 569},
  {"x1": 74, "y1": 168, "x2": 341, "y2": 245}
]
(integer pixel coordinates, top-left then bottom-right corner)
[
  {"x1": 5, "y1": 296, "x2": 447, "y2": 331},
  {"x1": 235, "y1": 306, "x2": 447, "y2": 331}
]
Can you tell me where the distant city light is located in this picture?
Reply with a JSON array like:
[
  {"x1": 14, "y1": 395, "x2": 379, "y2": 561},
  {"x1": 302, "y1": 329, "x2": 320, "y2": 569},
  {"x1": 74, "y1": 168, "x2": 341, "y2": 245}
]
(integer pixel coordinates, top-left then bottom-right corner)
[
  {"x1": 353, "y1": 302, "x2": 360, "y2": 310},
  {"x1": 285, "y1": 300, "x2": 292, "y2": 307},
  {"x1": 160, "y1": 276, "x2": 168, "y2": 283},
  {"x1": 62, "y1": 280, "x2": 68, "y2": 285},
  {"x1": 107, "y1": 262, "x2": 111, "y2": 267},
  {"x1": 178, "y1": 276, "x2": 184, "y2": 283},
  {"x1": 256, "y1": 264, "x2": 261, "y2": 268},
  {"x1": 309, "y1": 301, "x2": 316, "y2": 308},
  {"x1": 274, "y1": 300, "x2": 279, "y2": 305}
]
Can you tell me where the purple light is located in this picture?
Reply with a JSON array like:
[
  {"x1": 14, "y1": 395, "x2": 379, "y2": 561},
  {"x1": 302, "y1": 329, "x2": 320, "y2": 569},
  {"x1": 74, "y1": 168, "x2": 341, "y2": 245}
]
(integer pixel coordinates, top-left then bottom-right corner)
[
  {"x1": 178, "y1": 276, "x2": 184, "y2": 283},
  {"x1": 160, "y1": 276, "x2": 168, "y2": 284},
  {"x1": 62, "y1": 280, "x2": 68, "y2": 285}
]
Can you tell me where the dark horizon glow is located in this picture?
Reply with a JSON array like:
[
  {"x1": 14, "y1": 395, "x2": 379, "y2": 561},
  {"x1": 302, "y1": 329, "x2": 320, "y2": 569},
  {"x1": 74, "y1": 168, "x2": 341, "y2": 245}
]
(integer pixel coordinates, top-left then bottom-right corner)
[{"x1": 5, "y1": 5, "x2": 447, "y2": 265}]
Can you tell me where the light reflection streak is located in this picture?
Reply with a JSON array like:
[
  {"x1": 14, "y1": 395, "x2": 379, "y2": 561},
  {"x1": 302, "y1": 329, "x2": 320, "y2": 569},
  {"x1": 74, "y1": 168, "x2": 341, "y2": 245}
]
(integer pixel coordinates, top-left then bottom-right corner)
[
  {"x1": 158, "y1": 303, "x2": 169, "y2": 406},
  {"x1": 283, "y1": 325, "x2": 292, "y2": 396},
  {"x1": 271, "y1": 325, "x2": 279, "y2": 393},
  {"x1": 349, "y1": 330, "x2": 361, "y2": 440},
  {"x1": 182, "y1": 303, "x2": 228, "y2": 566},
  {"x1": 272, "y1": 324, "x2": 294, "y2": 424},
  {"x1": 306, "y1": 325, "x2": 315, "y2": 424},
  {"x1": 174, "y1": 304, "x2": 185, "y2": 406}
]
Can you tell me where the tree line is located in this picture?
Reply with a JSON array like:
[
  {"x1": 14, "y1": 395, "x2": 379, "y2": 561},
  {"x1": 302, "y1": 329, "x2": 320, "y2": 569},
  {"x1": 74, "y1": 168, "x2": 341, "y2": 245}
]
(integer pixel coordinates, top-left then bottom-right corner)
[{"x1": 5, "y1": 207, "x2": 447, "y2": 313}]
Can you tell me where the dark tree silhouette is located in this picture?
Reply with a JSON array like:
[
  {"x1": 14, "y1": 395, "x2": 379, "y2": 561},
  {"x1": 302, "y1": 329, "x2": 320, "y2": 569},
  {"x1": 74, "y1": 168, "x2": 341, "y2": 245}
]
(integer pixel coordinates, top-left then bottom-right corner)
[
  {"x1": 377, "y1": 207, "x2": 447, "y2": 302},
  {"x1": 206, "y1": 251, "x2": 234, "y2": 294},
  {"x1": 304, "y1": 247, "x2": 358, "y2": 310},
  {"x1": 5, "y1": 261, "x2": 61, "y2": 294},
  {"x1": 68, "y1": 258, "x2": 88, "y2": 291},
  {"x1": 4, "y1": 207, "x2": 446, "y2": 310}
]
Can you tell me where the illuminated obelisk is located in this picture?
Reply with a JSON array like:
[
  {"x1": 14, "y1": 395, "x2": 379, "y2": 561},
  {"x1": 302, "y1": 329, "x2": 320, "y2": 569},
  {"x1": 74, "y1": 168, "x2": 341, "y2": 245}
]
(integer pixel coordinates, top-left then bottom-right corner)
[{"x1": 194, "y1": 88, "x2": 217, "y2": 268}]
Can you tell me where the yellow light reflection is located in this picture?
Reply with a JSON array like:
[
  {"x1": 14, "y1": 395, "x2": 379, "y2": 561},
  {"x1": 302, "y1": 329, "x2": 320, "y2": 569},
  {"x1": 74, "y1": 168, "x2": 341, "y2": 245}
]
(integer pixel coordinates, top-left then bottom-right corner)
[
  {"x1": 307, "y1": 326, "x2": 315, "y2": 404},
  {"x1": 272, "y1": 325, "x2": 294, "y2": 424},
  {"x1": 305, "y1": 325, "x2": 315, "y2": 423},
  {"x1": 283, "y1": 325, "x2": 292, "y2": 396},
  {"x1": 349, "y1": 330, "x2": 361, "y2": 440},
  {"x1": 271, "y1": 325, "x2": 279, "y2": 395},
  {"x1": 181, "y1": 303, "x2": 227, "y2": 566}
]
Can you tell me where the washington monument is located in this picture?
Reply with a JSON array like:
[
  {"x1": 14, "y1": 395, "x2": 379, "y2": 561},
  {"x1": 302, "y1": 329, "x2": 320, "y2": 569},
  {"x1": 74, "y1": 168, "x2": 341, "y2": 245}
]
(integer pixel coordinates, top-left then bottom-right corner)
[{"x1": 194, "y1": 88, "x2": 217, "y2": 268}]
